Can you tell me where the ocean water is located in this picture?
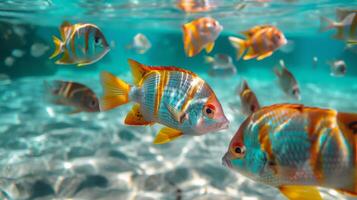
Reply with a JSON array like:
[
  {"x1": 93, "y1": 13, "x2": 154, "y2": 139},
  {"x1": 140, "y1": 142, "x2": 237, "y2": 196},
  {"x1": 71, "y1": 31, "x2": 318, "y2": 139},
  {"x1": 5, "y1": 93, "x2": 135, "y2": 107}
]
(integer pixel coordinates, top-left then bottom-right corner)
[{"x1": 0, "y1": 0, "x2": 357, "y2": 200}]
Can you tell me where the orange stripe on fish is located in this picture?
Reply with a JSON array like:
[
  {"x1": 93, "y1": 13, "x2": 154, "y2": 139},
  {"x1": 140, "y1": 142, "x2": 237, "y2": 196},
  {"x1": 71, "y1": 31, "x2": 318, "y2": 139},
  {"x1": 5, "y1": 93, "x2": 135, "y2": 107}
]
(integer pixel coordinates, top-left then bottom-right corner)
[
  {"x1": 63, "y1": 82, "x2": 72, "y2": 98},
  {"x1": 181, "y1": 77, "x2": 203, "y2": 113},
  {"x1": 154, "y1": 71, "x2": 170, "y2": 118},
  {"x1": 258, "y1": 123, "x2": 278, "y2": 174},
  {"x1": 84, "y1": 28, "x2": 90, "y2": 53}
]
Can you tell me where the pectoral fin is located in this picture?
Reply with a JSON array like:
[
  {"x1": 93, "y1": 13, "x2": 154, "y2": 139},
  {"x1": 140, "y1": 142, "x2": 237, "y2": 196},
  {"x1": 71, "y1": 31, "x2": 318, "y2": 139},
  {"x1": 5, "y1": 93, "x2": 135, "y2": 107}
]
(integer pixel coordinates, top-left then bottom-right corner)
[
  {"x1": 153, "y1": 127, "x2": 183, "y2": 144},
  {"x1": 243, "y1": 47, "x2": 257, "y2": 60},
  {"x1": 125, "y1": 104, "x2": 153, "y2": 125},
  {"x1": 279, "y1": 185, "x2": 322, "y2": 200},
  {"x1": 257, "y1": 51, "x2": 273, "y2": 60},
  {"x1": 205, "y1": 42, "x2": 215, "y2": 53}
]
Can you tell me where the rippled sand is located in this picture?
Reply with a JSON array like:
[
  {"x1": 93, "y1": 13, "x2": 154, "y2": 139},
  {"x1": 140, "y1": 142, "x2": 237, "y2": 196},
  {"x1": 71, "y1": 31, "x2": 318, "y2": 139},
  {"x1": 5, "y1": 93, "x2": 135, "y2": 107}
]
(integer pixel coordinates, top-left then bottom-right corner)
[{"x1": 0, "y1": 68, "x2": 356, "y2": 200}]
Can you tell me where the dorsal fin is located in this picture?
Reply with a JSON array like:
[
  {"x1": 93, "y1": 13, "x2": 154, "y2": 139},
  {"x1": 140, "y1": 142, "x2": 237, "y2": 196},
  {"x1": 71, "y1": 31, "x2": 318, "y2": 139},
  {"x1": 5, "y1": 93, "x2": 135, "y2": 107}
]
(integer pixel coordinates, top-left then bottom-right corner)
[
  {"x1": 60, "y1": 21, "x2": 73, "y2": 40},
  {"x1": 128, "y1": 59, "x2": 151, "y2": 86},
  {"x1": 240, "y1": 79, "x2": 249, "y2": 93}
]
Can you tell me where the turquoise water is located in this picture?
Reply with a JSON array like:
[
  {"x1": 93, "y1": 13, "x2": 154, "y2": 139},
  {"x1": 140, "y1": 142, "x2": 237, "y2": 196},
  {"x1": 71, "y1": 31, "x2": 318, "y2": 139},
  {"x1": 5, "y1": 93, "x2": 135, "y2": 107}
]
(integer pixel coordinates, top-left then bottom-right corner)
[{"x1": 0, "y1": 0, "x2": 357, "y2": 200}]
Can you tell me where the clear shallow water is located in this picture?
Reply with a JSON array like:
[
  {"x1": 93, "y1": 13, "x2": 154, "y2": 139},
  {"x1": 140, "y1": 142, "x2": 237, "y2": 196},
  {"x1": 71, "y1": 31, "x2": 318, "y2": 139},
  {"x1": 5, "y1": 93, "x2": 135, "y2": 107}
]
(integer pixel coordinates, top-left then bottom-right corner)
[{"x1": 0, "y1": 0, "x2": 357, "y2": 200}]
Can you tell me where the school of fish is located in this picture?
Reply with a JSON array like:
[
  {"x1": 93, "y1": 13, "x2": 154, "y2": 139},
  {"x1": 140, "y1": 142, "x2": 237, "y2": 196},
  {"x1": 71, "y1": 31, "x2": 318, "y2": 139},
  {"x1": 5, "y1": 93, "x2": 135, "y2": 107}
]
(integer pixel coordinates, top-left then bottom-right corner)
[{"x1": 41, "y1": 2, "x2": 357, "y2": 200}]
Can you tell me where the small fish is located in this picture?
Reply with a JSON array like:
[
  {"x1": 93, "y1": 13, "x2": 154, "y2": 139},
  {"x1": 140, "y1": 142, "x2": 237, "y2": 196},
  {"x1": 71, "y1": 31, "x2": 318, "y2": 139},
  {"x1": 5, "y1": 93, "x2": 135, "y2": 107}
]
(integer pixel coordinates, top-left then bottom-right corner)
[
  {"x1": 182, "y1": 17, "x2": 223, "y2": 57},
  {"x1": 100, "y1": 59, "x2": 229, "y2": 144},
  {"x1": 4, "y1": 57, "x2": 14, "y2": 67},
  {"x1": 11, "y1": 49, "x2": 25, "y2": 58},
  {"x1": 204, "y1": 54, "x2": 237, "y2": 77},
  {"x1": 127, "y1": 33, "x2": 152, "y2": 54},
  {"x1": 176, "y1": 0, "x2": 216, "y2": 13},
  {"x1": 45, "y1": 80, "x2": 100, "y2": 113},
  {"x1": 274, "y1": 60, "x2": 301, "y2": 100},
  {"x1": 328, "y1": 60, "x2": 347, "y2": 77},
  {"x1": 312, "y1": 56, "x2": 318, "y2": 69},
  {"x1": 222, "y1": 104, "x2": 357, "y2": 200},
  {"x1": 320, "y1": 13, "x2": 357, "y2": 41},
  {"x1": 229, "y1": 25, "x2": 287, "y2": 60},
  {"x1": 50, "y1": 21, "x2": 110, "y2": 67},
  {"x1": 31, "y1": 43, "x2": 50, "y2": 58},
  {"x1": 238, "y1": 80, "x2": 260, "y2": 116}
]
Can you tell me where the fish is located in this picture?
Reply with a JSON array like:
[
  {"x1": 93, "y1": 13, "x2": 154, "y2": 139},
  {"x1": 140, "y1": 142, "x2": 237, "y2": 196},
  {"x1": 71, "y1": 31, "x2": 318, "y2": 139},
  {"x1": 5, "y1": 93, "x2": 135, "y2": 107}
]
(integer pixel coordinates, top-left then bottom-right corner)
[
  {"x1": 100, "y1": 59, "x2": 229, "y2": 144},
  {"x1": 31, "y1": 43, "x2": 50, "y2": 58},
  {"x1": 312, "y1": 56, "x2": 318, "y2": 69},
  {"x1": 4, "y1": 56, "x2": 15, "y2": 67},
  {"x1": 11, "y1": 49, "x2": 25, "y2": 58},
  {"x1": 44, "y1": 80, "x2": 100, "y2": 113},
  {"x1": 222, "y1": 103, "x2": 357, "y2": 200},
  {"x1": 274, "y1": 60, "x2": 301, "y2": 100},
  {"x1": 182, "y1": 17, "x2": 223, "y2": 57},
  {"x1": 176, "y1": 0, "x2": 216, "y2": 13},
  {"x1": 336, "y1": 8, "x2": 357, "y2": 21},
  {"x1": 229, "y1": 25, "x2": 287, "y2": 60},
  {"x1": 50, "y1": 21, "x2": 110, "y2": 67},
  {"x1": 320, "y1": 13, "x2": 357, "y2": 41},
  {"x1": 238, "y1": 80, "x2": 260, "y2": 116},
  {"x1": 204, "y1": 54, "x2": 237, "y2": 77},
  {"x1": 328, "y1": 60, "x2": 347, "y2": 77},
  {"x1": 127, "y1": 33, "x2": 152, "y2": 54}
]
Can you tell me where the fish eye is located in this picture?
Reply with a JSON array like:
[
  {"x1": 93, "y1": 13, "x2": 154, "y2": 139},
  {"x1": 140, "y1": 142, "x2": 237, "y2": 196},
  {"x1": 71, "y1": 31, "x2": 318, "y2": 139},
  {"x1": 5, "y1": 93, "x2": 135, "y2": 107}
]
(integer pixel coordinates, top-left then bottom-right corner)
[
  {"x1": 203, "y1": 104, "x2": 215, "y2": 119},
  {"x1": 231, "y1": 145, "x2": 246, "y2": 158},
  {"x1": 90, "y1": 99, "x2": 98, "y2": 108}
]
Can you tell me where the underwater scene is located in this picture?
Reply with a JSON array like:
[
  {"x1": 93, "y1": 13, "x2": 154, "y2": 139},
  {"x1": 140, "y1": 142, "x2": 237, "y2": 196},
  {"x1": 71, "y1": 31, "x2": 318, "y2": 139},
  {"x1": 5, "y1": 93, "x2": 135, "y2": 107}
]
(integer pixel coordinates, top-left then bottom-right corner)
[{"x1": 1, "y1": 0, "x2": 357, "y2": 199}]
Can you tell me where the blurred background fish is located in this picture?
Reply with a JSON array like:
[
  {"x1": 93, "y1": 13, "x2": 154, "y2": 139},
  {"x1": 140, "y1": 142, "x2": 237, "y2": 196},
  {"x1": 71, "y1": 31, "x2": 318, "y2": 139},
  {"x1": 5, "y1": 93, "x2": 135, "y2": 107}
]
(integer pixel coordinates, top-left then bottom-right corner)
[
  {"x1": 126, "y1": 33, "x2": 152, "y2": 54},
  {"x1": 320, "y1": 13, "x2": 357, "y2": 42},
  {"x1": 182, "y1": 17, "x2": 223, "y2": 57},
  {"x1": 237, "y1": 80, "x2": 260, "y2": 116},
  {"x1": 176, "y1": 0, "x2": 216, "y2": 13},
  {"x1": 274, "y1": 59, "x2": 301, "y2": 100},
  {"x1": 204, "y1": 53, "x2": 237, "y2": 77},
  {"x1": 44, "y1": 80, "x2": 100, "y2": 114},
  {"x1": 328, "y1": 60, "x2": 347, "y2": 77},
  {"x1": 50, "y1": 21, "x2": 110, "y2": 66},
  {"x1": 229, "y1": 25, "x2": 287, "y2": 60}
]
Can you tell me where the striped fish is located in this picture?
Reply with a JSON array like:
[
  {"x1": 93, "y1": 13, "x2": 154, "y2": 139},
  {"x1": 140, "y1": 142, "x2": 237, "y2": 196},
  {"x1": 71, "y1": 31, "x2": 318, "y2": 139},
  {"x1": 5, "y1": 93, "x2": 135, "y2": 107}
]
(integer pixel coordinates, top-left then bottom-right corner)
[
  {"x1": 176, "y1": 0, "x2": 216, "y2": 13},
  {"x1": 182, "y1": 17, "x2": 223, "y2": 57},
  {"x1": 100, "y1": 59, "x2": 229, "y2": 144},
  {"x1": 45, "y1": 80, "x2": 100, "y2": 113},
  {"x1": 223, "y1": 104, "x2": 357, "y2": 200},
  {"x1": 50, "y1": 21, "x2": 110, "y2": 67},
  {"x1": 229, "y1": 25, "x2": 287, "y2": 61},
  {"x1": 238, "y1": 79, "x2": 260, "y2": 116}
]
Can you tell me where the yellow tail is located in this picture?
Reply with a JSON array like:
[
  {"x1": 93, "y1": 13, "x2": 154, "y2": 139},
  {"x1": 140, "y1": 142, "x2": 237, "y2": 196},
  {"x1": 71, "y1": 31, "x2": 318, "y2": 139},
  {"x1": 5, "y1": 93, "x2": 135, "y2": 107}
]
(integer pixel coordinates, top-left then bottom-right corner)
[
  {"x1": 100, "y1": 71, "x2": 131, "y2": 111},
  {"x1": 228, "y1": 36, "x2": 247, "y2": 60},
  {"x1": 50, "y1": 36, "x2": 63, "y2": 59}
]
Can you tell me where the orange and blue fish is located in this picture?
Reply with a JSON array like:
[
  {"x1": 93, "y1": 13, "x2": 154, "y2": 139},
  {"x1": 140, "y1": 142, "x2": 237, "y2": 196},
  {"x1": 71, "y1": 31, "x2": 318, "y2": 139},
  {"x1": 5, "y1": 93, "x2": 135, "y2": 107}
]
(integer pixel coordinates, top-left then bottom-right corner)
[
  {"x1": 182, "y1": 17, "x2": 223, "y2": 57},
  {"x1": 229, "y1": 25, "x2": 287, "y2": 60},
  {"x1": 50, "y1": 21, "x2": 110, "y2": 67},
  {"x1": 223, "y1": 104, "x2": 357, "y2": 200},
  {"x1": 100, "y1": 59, "x2": 229, "y2": 144},
  {"x1": 176, "y1": 0, "x2": 216, "y2": 13}
]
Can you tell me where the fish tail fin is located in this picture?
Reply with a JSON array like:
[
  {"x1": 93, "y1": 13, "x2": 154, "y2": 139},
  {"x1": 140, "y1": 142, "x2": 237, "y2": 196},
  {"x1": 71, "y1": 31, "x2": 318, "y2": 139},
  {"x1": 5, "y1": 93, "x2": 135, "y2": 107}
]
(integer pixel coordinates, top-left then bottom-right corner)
[
  {"x1": 50, "y1": 36, "x2": 63, "y2": 59},
  {"x1": 100, "y1": 71, "x2": 131, "y2": 112},
  {"x1": 319, "y1": 16, "x2": 335, "y2": 32},
  {"x1": 229, "y1": 36, "x2": 247, "y2": 60}
]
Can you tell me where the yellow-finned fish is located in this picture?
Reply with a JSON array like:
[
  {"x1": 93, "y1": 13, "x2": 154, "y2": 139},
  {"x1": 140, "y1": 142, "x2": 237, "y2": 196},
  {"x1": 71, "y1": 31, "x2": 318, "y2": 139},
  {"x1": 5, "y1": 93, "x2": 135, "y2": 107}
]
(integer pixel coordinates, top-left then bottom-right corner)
[
  {"x1": 229, "y1": 25, "x2": 287, "y2": 60},
  {"x1": 50, "y1": 21, "x2": 110, "y2": 67},
  {"x1": 45, "y1": 80, "x2": 100, "y2": 114},
  {"x1": 182, "y1": 17, "x2": 223, "y2": 57},
  {"x1": 99, "y1": 59, "x2": 229, "y2": 144},
  {"x1": 320, "y1": 13, "x2": 357, "y2": 42},
  {"x1": 238, "y1": 80, "x2": 260, "y2": 116},
  {"x1": 223, "y1": 104, "x2": 357, "y2": 200},
  {"x1": 176, "y1": 0, "x2": 216, "y2": 13}
]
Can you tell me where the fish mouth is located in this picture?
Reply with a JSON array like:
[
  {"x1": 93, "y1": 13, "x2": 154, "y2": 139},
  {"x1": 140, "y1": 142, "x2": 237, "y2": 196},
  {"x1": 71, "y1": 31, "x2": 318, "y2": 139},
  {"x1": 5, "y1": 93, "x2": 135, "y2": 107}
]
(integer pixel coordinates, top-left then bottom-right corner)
[{"x1": 222, "y1": 153, "x2": 232, "y2": 168}]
